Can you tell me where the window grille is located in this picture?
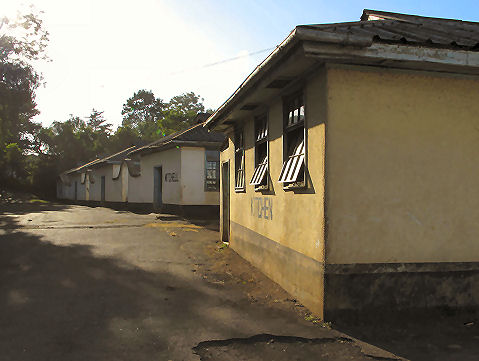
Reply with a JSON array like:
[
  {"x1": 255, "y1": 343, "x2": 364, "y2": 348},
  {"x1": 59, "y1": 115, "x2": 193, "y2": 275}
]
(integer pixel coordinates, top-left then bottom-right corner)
[
  {"x1": 250, "y1": 114, "x2": 268, "y2": 188},
  {"x1": 280, "y1": 93, "x2": 306, "y2": 187},
  {"x1": 205, "y1": 150, "x2": 219, "y2": 191}
]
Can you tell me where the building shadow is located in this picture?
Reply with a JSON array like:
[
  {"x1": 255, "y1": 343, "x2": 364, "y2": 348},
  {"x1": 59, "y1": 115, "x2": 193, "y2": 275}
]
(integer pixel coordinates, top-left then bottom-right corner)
[
  {"x1": 0, "y1": 208, "x2": 235, "y2": 360},
  {"x1": 332, "y1": 308, "x2": 479, "y2": 361}
]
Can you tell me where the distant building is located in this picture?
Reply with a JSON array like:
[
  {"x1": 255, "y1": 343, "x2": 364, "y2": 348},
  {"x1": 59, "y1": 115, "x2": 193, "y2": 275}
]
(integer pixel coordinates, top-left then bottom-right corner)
[
  {"x1": 125, "y1": 123, "x2": 225, "y2": 215},
  {"x1": 57, "y1": 121, "x2": 225, "y2": 216},
  {"x1": 205, "y1": 10, "x2": 479, "y2": 319}
]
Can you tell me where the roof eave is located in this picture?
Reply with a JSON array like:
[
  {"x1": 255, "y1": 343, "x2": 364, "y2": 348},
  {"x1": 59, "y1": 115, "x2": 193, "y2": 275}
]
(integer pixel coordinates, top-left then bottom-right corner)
[
  {"x1": 204, "y1": 28, "x2": 299, "y2": 130},
  {"x1": 205, "y1": 21, "x2": 479, "y2": 132}
]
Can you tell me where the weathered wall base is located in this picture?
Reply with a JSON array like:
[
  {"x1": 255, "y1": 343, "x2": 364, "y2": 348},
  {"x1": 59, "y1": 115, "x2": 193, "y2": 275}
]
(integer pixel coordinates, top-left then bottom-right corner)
[
  {"x1": 231, "y1": 221, "x2": 325, "y2": 317},
  {"x1": 324, "y1": 262, "x2": 479, "y2": 321},
  {"x1": 167, "y1": 204, "x2": 219, "y2": 219},
  {"x1": 59, "y1": 199, "x2": 218, "y2": 218}
]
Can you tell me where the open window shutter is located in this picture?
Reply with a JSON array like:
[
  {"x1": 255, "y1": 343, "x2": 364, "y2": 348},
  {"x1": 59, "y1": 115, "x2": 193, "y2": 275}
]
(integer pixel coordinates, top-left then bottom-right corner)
[{"x1": 278, "y1": 140, "x2": 305, "y2": 183}]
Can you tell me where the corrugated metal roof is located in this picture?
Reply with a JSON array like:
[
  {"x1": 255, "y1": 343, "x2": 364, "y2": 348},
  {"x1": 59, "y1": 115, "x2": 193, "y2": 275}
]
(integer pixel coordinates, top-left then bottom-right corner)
[
  {"x1": 132, "y1": 123, "x2": 225, "y2": 155},
  {"x1": 62, "y1": 146, "x2": 137, "y2": 175},
  {"x1": 63, "y1": 158, "x2": 100, "y2": 175},
  {"x1": 94, "y1": 146, "x2": 137, "y2": 165},
  {"x1": 301, "y1": 10, "x2": 479, "y2": 50}
]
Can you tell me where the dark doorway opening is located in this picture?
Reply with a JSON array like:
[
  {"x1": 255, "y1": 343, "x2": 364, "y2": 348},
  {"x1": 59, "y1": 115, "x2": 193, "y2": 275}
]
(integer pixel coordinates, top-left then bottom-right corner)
[
  {"x1": 154, "y1": 166, "x2": 163, "y2": 211},
  {"x1": 221, "y1": 161, "x2": 230, "y2": 243},
  {"x1": 101, "y1": 176, "x2": 106, "y2": 202}
]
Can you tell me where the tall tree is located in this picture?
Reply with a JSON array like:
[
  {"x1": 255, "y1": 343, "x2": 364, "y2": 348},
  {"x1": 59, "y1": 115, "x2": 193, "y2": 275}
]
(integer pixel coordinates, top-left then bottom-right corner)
[
  {"x1": 121, "y1": 89, "x2": 165, "y2": 141},
  {"x1": 0, "y1": 7, "x2": 49, "y2": 185},
  {"x1": 162, "y1": 92, "x2": 205, "y2": 133},
  {"x1": 87, "y1": 108, "x2": 111, "y2": 133}
]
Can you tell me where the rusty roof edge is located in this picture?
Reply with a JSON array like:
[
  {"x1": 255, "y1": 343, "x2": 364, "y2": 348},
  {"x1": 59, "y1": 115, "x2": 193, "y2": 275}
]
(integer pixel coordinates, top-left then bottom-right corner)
[
  {"x1": 204, "y1": 28, "x2": 298, "y2": 130},
  {"x1": 295, "y1": 26, "x2": 373, "y2": 47}
]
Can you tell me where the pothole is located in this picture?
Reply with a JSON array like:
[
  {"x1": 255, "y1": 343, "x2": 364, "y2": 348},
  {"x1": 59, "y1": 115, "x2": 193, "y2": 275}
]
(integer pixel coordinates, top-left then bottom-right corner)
[{"x1": 191, "y1": 334, "x2": 390, "y2": 361}]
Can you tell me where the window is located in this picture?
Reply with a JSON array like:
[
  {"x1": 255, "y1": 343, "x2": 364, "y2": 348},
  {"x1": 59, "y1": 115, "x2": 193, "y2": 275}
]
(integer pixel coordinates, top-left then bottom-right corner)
[
  {"x1": 278, "y1": 93, "x2": 305, "y2": 187},
  {"x1": 250, "y1": 114, "x2": 268, "y2": 189},
  {"x1": 205, "y1": 150, "x2": 220, "y2": 191},
  {"x1": 234, "y1": 129, "x2": 245, "y2": 191}
]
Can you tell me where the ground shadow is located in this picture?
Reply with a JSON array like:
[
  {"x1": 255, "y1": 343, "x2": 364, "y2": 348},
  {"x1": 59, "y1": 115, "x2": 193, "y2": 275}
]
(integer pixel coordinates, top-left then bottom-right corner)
[
  {"x1": 0, "y1": 205, "x2": 327, "y2": 361},
  {"x1": 332, "y1": 308, "x2": 479, "y2": 361},
  {"x1": 0, "y1": 210, "x2": 231, "y2": 360}
]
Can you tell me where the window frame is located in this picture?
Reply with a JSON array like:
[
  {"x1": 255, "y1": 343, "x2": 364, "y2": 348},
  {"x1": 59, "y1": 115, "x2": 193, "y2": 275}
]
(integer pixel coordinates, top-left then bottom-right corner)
[
  {"x1": 279, "y1": 91, "x2": 307, "y2": 190},
  {"x1": 234, "y1": 128, "x2": 246, "y2": 192},
  {"x1": 250, "y1": 113, "x2": 269, "y2": 191},
  {"x1": 204, "y1": 150, "x2": 220, "y2": 192}
]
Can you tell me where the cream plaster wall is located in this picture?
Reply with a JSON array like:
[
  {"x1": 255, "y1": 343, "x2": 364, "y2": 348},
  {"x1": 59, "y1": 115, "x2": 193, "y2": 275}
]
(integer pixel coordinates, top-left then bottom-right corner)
[
  {"x1": 325, "y1": 65, "x2": 479, "y2": 264},
  {"x1": 128, "y1": 148, "x2": 181, "y2": 204},
  {"x1": 107, "y1": 164, "x2": 123, "y2": 202},
  {"x1": 180, "y1": 147, "x2": 219, "y2": 205},
  {"x1": 120, "y1": 162, "x2": 128, "y2": 202},
  {"x1": 61, "y1": 173, "x2": 83, "y2": 200},
  {"x1": 88, "y1": 166, "x2": 110, "y2": 201}
]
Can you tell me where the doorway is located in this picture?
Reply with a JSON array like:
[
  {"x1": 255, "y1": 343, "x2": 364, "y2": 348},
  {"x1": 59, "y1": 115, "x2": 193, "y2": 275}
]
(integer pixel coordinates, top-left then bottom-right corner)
[
  {"x1": 154, "y1": 166, "x2": 163, "y2": 211},
  {"x1": 74, "y1": 181, "x2": 78, "y2": 201},
  {"x1": 101, "y1": 176, "x2": 106, "y2": 202},
  {"x1": 221, "y1": 161, "x2": 230, "y2": 243}
]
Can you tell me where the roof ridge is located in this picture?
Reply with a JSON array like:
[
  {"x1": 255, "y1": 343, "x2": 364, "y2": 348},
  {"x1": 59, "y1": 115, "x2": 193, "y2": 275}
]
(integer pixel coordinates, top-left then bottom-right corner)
[
  {"x1": 361, "y1": 9, "x2": 479, "y2": 25},
  {"x1": 135, "y1": 123, "x2": 203, "y2": 151}
]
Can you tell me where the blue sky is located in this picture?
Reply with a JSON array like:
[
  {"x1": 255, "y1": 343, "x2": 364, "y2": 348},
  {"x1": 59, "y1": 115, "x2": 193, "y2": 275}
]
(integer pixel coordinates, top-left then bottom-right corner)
[{"x1": 4, "y1": 0, "x2": 479, "y2": 128}]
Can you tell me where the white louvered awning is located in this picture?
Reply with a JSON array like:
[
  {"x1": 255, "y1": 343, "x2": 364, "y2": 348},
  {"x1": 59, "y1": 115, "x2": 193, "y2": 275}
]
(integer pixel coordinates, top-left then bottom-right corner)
[
  {"x1": 278, "y1": 140, "x2": 305, "y2": 183},
  {"x1": 250, "y1": 156, "x2": 268, "y2": 186}
]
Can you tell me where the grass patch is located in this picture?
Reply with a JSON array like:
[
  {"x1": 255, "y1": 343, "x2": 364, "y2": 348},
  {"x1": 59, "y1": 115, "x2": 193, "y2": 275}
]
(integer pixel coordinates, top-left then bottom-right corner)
[{"x1": 217, "y1": 242, "x2": 229, "y2": 252}]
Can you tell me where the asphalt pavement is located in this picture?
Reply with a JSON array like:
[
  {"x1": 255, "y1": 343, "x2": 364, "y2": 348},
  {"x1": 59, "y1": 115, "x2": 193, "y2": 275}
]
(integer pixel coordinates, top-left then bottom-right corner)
[{"x1": 0, "y1": 201, "x2": 400, "y2": 360}]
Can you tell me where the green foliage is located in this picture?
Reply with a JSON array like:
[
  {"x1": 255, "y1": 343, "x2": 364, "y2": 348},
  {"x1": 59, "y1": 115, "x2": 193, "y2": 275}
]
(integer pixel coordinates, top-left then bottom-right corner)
[
  {"x1": 4, "y1": 143, "x2": 26, "y2": 180},
  {"x1": 0, "y1": 8, "x2": 48, "y2": 186},
  {"x1": 121, "y1": 90, "x2": 205, "y2": 140},
  {"x1": 161, "y1": 92, "x2": 205, "y2": 134},
  {"x1": 121, "y1": 89, "x2": 165, "y2": 141},
  {"x1": 107, "y1": 125, "x2": 141, "y2": 154}
]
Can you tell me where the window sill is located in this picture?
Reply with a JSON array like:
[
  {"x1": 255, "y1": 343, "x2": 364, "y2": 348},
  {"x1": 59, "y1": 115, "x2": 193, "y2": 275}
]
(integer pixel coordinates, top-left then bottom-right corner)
[
  {"x1": 254, "y1": 184, "x2": 269, "y2": 192},
  {"x1": 234, "y1": 187, "x2": 246, "y2": 193},
  {"x1": 282, "y1": 181, "x2": 306, "y2": 191}
]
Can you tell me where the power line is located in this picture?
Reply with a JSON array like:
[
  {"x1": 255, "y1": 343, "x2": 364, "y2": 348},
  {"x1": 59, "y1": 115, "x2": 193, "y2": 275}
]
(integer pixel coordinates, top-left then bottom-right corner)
[{"x1": 169, "y1": 46, "x2": 276, "y2": 75}]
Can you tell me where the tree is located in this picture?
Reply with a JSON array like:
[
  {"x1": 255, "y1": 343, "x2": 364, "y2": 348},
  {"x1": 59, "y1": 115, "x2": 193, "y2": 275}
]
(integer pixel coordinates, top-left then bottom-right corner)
[
  {"x1": 162, "y1": 92, "x2": 205, "y2": 133},
  {"x1": 121, "y1": 89, "x2": 165, "y2": 141},
  {"x1": 0, "y1": 7, "x2": 49, "y2": 185},
  {"x1": 120, "y1": 90, "x2": 207, "y2": 144},
  {"x1": 107, "y1": 126, "x2": 141, "y2": 154},
  {"x1": 87, "y1": 108, "x2": 111, "y2": 133}
]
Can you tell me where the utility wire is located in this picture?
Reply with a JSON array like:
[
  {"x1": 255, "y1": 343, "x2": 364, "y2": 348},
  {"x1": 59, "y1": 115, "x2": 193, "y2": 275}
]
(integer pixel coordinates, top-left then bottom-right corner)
[{"x1": 169, "y1": 46, "x2": 276, "y2": 75}]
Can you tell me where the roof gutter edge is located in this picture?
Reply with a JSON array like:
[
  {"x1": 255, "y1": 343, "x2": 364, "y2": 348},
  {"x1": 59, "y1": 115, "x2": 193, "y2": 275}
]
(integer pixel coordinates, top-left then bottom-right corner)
[
  {"x1": 204, "y1": 26, "x2": 374, "y2": 130},
  {"x1": 204, "y1": 28, "x2": 299, "y2": 130}
]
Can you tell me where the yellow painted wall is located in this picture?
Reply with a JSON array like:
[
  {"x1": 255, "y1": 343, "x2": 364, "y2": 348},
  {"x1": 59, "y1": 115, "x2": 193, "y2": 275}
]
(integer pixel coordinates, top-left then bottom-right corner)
[
  {"x1": 326, "y1": 65, "x2": 479, "y2": 264},
  {"x1": 221, "y1": 69, "x2": 327, "y2": 316}
]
